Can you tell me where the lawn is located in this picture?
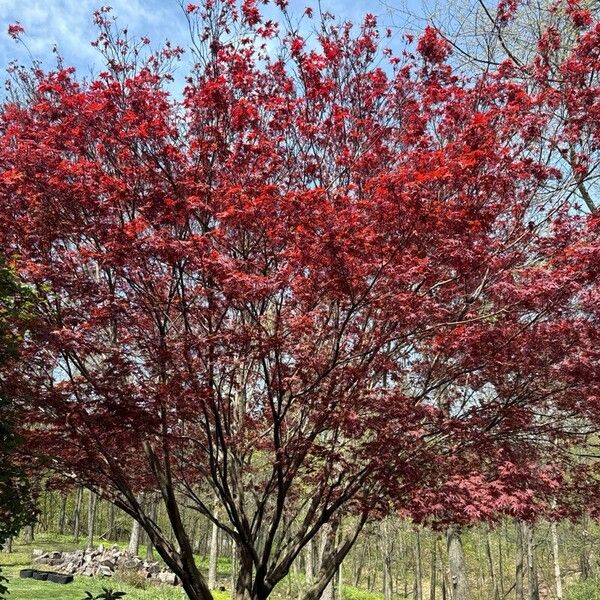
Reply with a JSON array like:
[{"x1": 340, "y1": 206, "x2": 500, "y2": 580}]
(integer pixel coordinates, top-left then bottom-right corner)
[{"x1": 0, "y1": 537, "x2": 230, "y2": 600}]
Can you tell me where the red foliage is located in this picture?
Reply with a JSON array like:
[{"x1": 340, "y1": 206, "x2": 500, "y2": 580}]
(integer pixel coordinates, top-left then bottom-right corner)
[{"x1": 0, "y1": 2, "x2": 598, "y2": 597}]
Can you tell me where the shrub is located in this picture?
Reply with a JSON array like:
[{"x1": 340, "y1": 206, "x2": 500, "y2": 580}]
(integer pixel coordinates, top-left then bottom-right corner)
[{"x1": 565, "y1": 578, "x2": 600, "y2": 600}]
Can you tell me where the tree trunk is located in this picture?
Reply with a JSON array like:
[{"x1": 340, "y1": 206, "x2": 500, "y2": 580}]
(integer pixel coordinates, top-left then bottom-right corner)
[
  {"x1": 107, "y1": 502, "x2": 116, "y2": 541},
  {"x1": 86, "y1": 490, "x2": 98, "y2": 550},
  {"x1": 485, "y1": 526, "x2": 500, "y2": 600},
  {"x1": 58, "y1": 494, "x2": 67, "y2": 535},
  {"x1": 128, "y1": 515, "x2": 142, "y2": 555},
  {"x1": 2, "y1": 538, "x2": 12, "y2": 553},
  {"x1": 23, "y1": 525, "x2": 34, "y2": 544},
  {"x1": 523, "y1": 523, "x2": 539, "y2": 600},
  {"x1": 381, "y1": 521, "x2": 393, "y2": 600},
  {"x1": 306, "y1": 538, "x2": 315, "y2": 586},
  {"x1": 231, "y1": 541, "x2": 238, "y2": 600},
  {"x1": 498, "y1": 525, "x2": 505, "y2": 599},
  {"x1": 146, "y1": 495, "x2": 158, "y2": 561},
  {"x1": 73, "y1": 486, "x2": 83, "y2": 542},
  {"x1": 580, "y1": 514, "x2": 592, "y2": 580},
  {"x1": 550, "y1": 521, "x2": 562, "y2": 600},
  {"x1": 515, "y1": 521, "x2": 524, "y2": 600},
  {"x1": 320, "y1": 526, "x2": 334, "y2": 600},
  {"x1": 430, "y1": 535, "x2": 437, "y2": 600},
  {"x1": 447, "y1": 525, "x2": 469, "y2": 600},
  {"x1": 208, "y1": 498, "x2": 219, "y2": 590},
  {"x1": 414, "y1": 528, "x2": 423, "y2": 600},
  {"x1": 128, "y1": 493, "x2": 144, "y2": 556}
]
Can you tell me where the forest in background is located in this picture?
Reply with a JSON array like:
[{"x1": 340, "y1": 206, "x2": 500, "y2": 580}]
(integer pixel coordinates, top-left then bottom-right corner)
[{"x1": 6, "y1": 488, "x2": 600, "y2": 600}]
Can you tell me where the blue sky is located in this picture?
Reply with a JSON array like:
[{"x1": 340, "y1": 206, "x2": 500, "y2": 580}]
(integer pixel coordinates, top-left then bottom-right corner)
[{"x1": 0, "y1": 0, "x2": 426, "y2": 82}]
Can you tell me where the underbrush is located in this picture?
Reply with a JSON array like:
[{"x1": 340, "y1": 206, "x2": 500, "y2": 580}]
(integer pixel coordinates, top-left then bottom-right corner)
[{"x1": 565, "y1": 578, "x2": 600, "y2": 600}]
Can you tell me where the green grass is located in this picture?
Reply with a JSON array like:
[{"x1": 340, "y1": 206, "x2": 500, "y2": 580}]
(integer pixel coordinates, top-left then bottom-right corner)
[
  {"x1": 342, "y1": 586, "x2": 384, "y2": 600},
  {"x1": 0, "y1": 535, "x2": 230, "y2": 600},
  {"x1": 2, "y1": 567, "x2": 231, "y2": 600}
]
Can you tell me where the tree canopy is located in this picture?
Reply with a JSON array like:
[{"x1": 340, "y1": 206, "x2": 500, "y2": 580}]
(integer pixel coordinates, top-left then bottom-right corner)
[{"x1": 0, "y1": 2, "x2": 598, "y2": 599}]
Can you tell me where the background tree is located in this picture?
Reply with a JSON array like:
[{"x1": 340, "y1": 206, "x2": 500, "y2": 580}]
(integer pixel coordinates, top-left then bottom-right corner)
[{"x1": 0, "y1": 257, "x2": 37, "y2": 598}]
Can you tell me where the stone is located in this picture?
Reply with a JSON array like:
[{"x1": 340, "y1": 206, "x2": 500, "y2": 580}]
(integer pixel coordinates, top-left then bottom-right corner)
[
  {"x1": 158, "y1": 571, "x2": 178, "y2": 585},
  {"x1": 31, "y1": 549, "x2": 44, "y2": 557},
  {"x1": 98, "y1": 565, "x2": 114, "y2": 577},
  {"x1": 99, "y1": 559, "x2": 115, "y2": 570}
]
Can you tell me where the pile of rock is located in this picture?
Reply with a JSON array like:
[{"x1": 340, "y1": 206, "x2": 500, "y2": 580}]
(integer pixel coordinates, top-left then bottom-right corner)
[{"x1": 32, "y1": 546, "x2": 178, "y2": 585}]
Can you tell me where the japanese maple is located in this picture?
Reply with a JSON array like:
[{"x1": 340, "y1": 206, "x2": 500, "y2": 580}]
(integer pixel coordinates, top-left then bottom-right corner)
[{"x1": 0, "y1": 2, "x2": 598, "y2": 600}]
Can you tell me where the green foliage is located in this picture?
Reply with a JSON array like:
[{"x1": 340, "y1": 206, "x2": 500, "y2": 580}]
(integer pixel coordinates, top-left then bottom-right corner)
[
  {"x1": 565, "y1": 578, "x2": 600, "y2": 600},
  {"x1": 342, "y1": 586, "x2": 384, "y2": 600},
  {"x1": 0, "y1": 258, "x2": 38, "y2": 599},
  {"x1": 82, "y1": 588, "x2": 127, "y2": 600}
]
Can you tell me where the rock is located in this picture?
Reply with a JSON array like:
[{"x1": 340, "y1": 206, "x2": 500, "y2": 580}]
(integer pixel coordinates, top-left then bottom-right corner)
[
  {"x1": 34, "y1": 558, "x2": 50, "y2": 565},
  {"x1": 158, "y1": 571, "x2": 178, "y2": 585},
  {"x1": 98, "y1": 565, "x2": 113, "y2": 577},
  {"x1": 99, "y1": 559, "x2": 115, "y2": 570},
  {"x1": 31, "y1": 549, "x2": 44, "y2": 557},
  {"x1": 144, "y1": 562, "x2": 160, "y2": 575},
  {"x1": 121, "y1": 557, "x2": 142, "y2": 569},
  {"x1": 50, "y1": 551, "x2": 62, "y2": 559}
]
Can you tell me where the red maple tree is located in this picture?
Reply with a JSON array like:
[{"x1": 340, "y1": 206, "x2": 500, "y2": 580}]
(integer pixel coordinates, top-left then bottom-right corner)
[{"x1": 0, "y1": 2, "x2": 598, "y2": 599}]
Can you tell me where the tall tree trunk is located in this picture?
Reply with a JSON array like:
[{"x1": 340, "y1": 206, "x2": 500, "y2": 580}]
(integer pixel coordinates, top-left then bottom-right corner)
[
  {"x1": 208, "y1": 498, "x2": 219, "y2": 590},
  {"x1": 353, "y1": 540, "x2": 367, "y2": 587},
  {"x1": 414, "y1": 528, "x2": 423, "y2": 600},
  {"x1": 320, "y1": 526, "x2": 334, "y2": 600},
  {"x1": 523, "y1": 523, "x2": 539, "y2": 600},
  {"x1": 58, "y1": 494, "x2": 67, "y2": 535},
  {"x1": 498, "y1": 524, "x2": 505, "y2": 599},
  {"x1": 128, "y1": 493, "x2": 144, "y2": 556},
  {"x1": 485, "y1": 526, "x2": 500, "y2": 600},
  {"x1": 515, "y1": 521, "x2": 524, "y2": 600},
  {"x1": 146, "y1": 495, "x2": 158, "y2": 561},
  {"x1": 73, "y1": 486, "x2": 83, "y2": 542},
  {"x1": 550, "y1": 521, "x2": 562, "y2": 600},
  {"x1": 128, "y1": 517, "x2": 142, "y2": 556},
  {"x1": 231, "y1": 541, "x2": 238, "y2": 600},
  {"x1": 447, "y1": 525, "x2": 469, "y2": 600},
  {"x1": 107, "y1": 502, "x2": 116, "y2": 541},
  {"x1": 381, "y1": 521, "x2": 393, "y2": 600},
  {"x1": 86, "y1": 490, "x2": 98, "y2": 550},
  {"x1": 430, "y1": 534, "x2": 437, "y2": 600},
  {"x1": 2, "y1": 538, "x2": 12, "y2": 553},
  {"x1": 579, "y1": 514, "x2": 592, "y2": 580},
  {"x1": 306, "y1": 538, "x2": 315, "y2": 586},
  {"x1": 23, "y1": 525, "x2": 34, "y2": 544}
]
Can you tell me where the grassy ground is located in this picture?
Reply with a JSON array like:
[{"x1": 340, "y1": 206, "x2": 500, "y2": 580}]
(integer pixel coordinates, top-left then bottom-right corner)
[{"x1": 0, "y1": 535, "x2": 229, "y2": 600}]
